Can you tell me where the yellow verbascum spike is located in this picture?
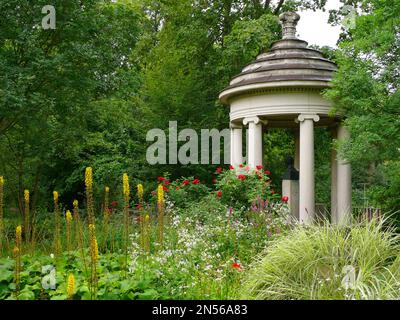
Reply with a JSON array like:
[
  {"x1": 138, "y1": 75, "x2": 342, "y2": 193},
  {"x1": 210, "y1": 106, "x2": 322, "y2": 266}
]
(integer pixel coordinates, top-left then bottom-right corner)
[
  {"x1": 85, "y1": 167, "x2": 93, "y2": 188},
  {"x1": 123, "y1": 173, "x2": 130, "y2": 199},
  {"x1": 67, "y1": 274, "x2": 75, "y2": 299},
  {"x1": 157, "y1": 184, "x2": 164, "y2": 205},
  {"x1": 53, "y1": 191, "x2": 59, "y2": 202},
  {"x1": 66, "y1": 210, "x2": 73, "y2": 222}
]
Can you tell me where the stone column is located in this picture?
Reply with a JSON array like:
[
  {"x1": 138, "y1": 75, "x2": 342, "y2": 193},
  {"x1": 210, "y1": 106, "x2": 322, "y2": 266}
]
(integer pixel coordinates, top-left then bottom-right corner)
[
  {"x1": 230, "y1": 123, "x2": 243, "y2": 167},
  {"x1": 243, "y1": 116, "x2": 264, "y2": 169},
  {"x1": 330, "y1": 127, "x2": 338, "y2": 223},
  {"x1": 336, "y1": 125, "x2": 352, "y2": 224},
  {"x1": 297, "y1": 114, "x2": 320, "y2": 224}
]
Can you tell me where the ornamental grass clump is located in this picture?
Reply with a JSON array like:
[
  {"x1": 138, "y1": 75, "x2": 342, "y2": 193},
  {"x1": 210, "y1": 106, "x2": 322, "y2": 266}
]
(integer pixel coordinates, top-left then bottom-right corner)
[
  {"x1": 53, "y1": 191, "x2": 62, "y2": 256},
  {"x1": 241, "y1": 218, "x2": 400, "y2": 300}
]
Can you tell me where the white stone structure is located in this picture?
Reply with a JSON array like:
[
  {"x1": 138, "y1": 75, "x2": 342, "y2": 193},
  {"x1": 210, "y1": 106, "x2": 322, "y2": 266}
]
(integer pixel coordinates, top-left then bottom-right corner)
[{"x1": 219, "y1": 12, "x2": 352, "y2": 224}]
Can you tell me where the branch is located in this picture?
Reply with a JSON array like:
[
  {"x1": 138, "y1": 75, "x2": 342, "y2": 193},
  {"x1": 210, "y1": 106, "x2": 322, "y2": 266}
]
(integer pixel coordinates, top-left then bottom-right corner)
[
  {"x1": 273, "y1": 0, "x2": 285, "y2": 15},
  {"x1": 265, "y1": 0, "x2": 272, "y2": 11}
]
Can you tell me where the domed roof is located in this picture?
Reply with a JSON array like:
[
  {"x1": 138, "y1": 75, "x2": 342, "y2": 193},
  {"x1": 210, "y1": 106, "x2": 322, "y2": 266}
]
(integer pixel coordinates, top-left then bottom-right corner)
[{"x1": 219, "y1": 12, "x2": 337, "y2": 104}]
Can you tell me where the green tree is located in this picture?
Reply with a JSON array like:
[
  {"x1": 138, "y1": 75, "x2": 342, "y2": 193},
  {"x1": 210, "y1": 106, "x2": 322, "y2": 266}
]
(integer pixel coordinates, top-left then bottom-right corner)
[{"x1": 326, "y1": 0, "x2": 400, "y2": 212}]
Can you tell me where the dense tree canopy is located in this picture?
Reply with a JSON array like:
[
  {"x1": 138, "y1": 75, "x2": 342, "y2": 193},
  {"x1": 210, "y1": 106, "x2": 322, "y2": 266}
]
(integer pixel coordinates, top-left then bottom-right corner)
[{"x1": 0, "y1": 0, "x2": 398, "y2": 217}]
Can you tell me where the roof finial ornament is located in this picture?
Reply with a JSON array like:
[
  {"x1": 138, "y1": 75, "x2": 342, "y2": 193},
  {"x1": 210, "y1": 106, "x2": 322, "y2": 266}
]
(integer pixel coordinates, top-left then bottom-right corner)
[{"x1": 279, "y1": 12, "x2": 300, "y2": 40}]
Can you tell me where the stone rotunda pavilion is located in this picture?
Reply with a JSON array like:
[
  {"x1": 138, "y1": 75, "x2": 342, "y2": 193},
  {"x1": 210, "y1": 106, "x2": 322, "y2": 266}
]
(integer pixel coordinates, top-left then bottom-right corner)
[{"x1": 219, "y1": 12, "x2": 352, "y2": 225}]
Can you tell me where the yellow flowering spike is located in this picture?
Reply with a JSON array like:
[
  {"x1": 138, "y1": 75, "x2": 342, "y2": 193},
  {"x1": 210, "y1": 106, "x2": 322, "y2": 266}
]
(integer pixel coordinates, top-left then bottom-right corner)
[
  {"x1": 67, "y1": 274, "x2": 75, "y2": 299},
  {"x1": 73, "y1": 200, "x2": 78, "y2": 209},
  {"x1": 145, "y1": 215, "x2": 150, "y2": 222},
  {"x1": 53, "y1": 191, "x2": 59, "y2": 202},
  {"x1": 0, "y1": 176, "x2": 4, "y2": 186},
  {"x1": 157, "y1": 184, "x2": 164, "y2": 205},
  {"x1": 88, "y1": 224, "x2": 96, "y2": 233},
  {"x1": 137, "y1": 184, "x2": 144, "y2": 201},
  {"x1": 16, "y1": 225, "x2": 22, "y2": 245},
  {"x1": 24, "y1": 190, "x2": 30, "y2": 203},
  {"x1": 105, "y1": 186, "x2": 110, "y2": 193},
  {"x1": 85, "y1": 167, "x2": 93, "y2": 188},
  {"x1": 123, "y1": 173, "x2": 130, "y2": 199},
  {"x1": 90, "y1": 236, "x2": 99, "y2": 263},
  {"x1": 66, "y1": 210, "x2": 73, "y2": 222}
]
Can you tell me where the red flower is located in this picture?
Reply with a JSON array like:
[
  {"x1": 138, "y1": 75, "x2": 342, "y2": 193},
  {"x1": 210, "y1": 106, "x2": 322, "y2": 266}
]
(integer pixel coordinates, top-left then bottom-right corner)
[
  {"x1": 182, "y1": 180, "x2": 190, "y2": 186},
  {"x1": 216, "y1": 191, "x2": 222, "y2": 198},
  {"x1": 193, "y1": 179, "x2": 200, "y2": 185},
  {"x1": 163, "y1": 186, "x2": 169, "y2": 192},
  {"x1": 176, "y1": 186, "x2": 181, "y2": 190},
  {"x1": 216, "y1": 167, "x2": 223, "y2": 174},
  {"x1": 238, "y1": 174, "x2": 247, "y2": 181},
  {"x1": 256, "y1": 165, "x2": 263, "y2": 171},
  {"x1": 157, "y1": 177, "x2": 166, "y2": 183},
  {"x1": 213, "y1": 178, "x2": 218, "y2": 184},
  {"x1": 239, "y1": 164, "x2": 244, "y2": 168},
  {"x1": 282, "y1": 196, "x2": 289, "y2": 203},
  {"x1": 265, "y1": 170, "x2": 271, "y2": 175},
  {"x1": 232, "y1": 262, "x2": 241, "y2": 270},
  {"x1": 111, "y1": 201, "x2": 118, "y2": 208},
  {"x1": 163, "y1": 180, "x2": 171, "y2": 186},
  {"x1": 229, "y1": 165, "x2": 235, "y2": 170},
  {"x1": 136, "y1": 204, "x2": 143, "y2": 210}
]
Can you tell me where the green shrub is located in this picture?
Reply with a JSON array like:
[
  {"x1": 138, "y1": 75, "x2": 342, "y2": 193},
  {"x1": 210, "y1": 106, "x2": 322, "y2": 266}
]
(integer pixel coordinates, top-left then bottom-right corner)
[
  {"x1": 163, "y1": 177, "x2": 210, "y2": 208},
  {"x1": 215, "y1": 166, "x2": 279, "y2": 210},
  {"x1": 241, "y1": 218, "x2": 400, "y2": 300}
]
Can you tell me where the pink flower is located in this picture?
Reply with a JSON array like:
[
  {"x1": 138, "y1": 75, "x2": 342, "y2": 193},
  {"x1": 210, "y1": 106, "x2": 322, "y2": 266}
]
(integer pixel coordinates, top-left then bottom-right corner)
[
  {"x1": 192, "y1": 179, "x2": 200, "y2": 185},
  {"x1": 216, "y1": 167, "x2": 223, "y2": 174},
  {"x1": 238, "y1": 174, "x2": 247, "y2": 181},
  {"x1": 229, "y1": 165, "x2": 235, "y2": 170},
  {"x1": 265, "y1": 170, "x2": 271, "y2": 175},
  {"x1": 213, "y1": 178, "x2": 218, "y2": 184}
]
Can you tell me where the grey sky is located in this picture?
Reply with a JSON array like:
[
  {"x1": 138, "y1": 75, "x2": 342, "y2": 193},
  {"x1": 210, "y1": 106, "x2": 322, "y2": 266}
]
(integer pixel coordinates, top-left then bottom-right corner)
[{"x1": 297, "y1": 0, "x2": 342, "y2": 48}]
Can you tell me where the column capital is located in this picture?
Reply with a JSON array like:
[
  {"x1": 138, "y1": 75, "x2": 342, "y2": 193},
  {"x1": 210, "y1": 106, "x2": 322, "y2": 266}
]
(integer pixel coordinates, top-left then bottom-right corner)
[
  {"x1": 230, "y1": 122, "x2": 243, "y2": 130},
  {"x1": 243, "y1": 116, "x2": 268, "y2": 126},
  {"x1": 296, "y1": 114, "x2": 320, "y2": 123}
]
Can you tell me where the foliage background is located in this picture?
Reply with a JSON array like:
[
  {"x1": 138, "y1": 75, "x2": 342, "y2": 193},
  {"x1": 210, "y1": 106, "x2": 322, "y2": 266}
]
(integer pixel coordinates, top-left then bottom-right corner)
[{"x1": 0, "y1": 0, "x2": 398, "y2": 220}]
